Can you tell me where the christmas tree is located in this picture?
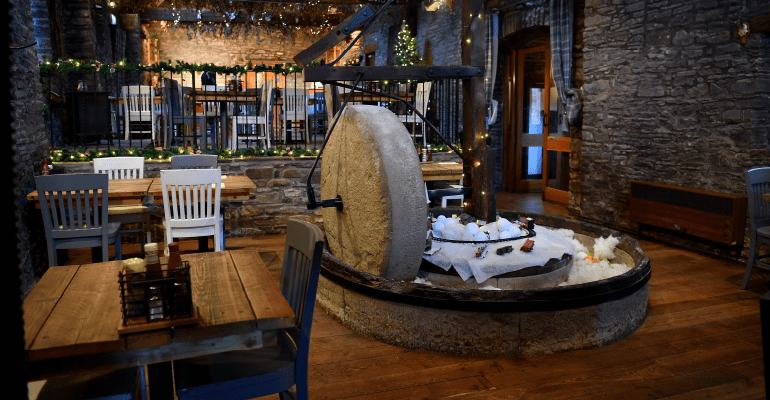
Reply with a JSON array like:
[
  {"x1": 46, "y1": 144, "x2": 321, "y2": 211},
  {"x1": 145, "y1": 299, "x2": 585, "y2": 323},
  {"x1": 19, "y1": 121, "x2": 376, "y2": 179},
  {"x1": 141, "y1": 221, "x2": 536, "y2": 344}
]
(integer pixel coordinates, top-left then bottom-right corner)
[{"x1": 394, "y1": 21, "x2": 424, "y2": 66}]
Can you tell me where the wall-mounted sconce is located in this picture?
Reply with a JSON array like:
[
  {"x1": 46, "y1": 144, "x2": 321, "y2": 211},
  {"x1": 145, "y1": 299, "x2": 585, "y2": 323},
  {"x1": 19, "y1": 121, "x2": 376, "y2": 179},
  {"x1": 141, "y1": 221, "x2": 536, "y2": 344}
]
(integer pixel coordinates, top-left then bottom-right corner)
[{"x1": 424, "y1": 0, "x2": 441, "y2": 12}]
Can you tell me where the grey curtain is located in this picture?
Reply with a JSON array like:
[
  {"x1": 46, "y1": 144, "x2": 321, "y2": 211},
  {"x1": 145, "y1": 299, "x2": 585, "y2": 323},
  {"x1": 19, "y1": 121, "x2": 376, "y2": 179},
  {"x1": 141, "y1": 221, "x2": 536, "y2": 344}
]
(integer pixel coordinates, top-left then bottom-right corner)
[
  {"x1": 485, "y1": 9, "x2": 499, "y2": 129},
  {"x1": 549, "y1": 0, "x2": 583, "y2": 131}
]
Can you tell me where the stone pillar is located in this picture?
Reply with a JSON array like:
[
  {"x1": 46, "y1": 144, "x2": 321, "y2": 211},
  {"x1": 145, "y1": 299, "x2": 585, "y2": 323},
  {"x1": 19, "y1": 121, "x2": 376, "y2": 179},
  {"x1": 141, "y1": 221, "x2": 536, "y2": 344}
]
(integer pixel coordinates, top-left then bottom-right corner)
[
  {"x1": 10, "y1": 0, "x2": 50, "y2": 294},
  {"x1": 120, "y1": 13, "x2": 143, "y2": 85}
]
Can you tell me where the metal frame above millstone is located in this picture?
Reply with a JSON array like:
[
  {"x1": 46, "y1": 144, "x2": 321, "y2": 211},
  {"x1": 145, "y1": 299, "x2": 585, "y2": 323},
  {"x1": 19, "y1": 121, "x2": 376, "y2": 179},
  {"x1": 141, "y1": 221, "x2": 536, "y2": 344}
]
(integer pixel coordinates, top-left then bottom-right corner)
[{"x1": 295, "y1": 0, "x2": 482, "y2": 212}]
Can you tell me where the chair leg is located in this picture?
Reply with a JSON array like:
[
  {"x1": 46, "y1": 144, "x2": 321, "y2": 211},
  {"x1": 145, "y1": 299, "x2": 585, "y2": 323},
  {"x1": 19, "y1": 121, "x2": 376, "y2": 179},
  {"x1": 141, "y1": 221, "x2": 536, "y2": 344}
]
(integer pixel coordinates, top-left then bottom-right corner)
[
  {"x1": 741, "y1": 233, "x2": 758, "y2": 290},
  {"x1": 115, "y1": 235, "x2": 122, "y2": 261}
]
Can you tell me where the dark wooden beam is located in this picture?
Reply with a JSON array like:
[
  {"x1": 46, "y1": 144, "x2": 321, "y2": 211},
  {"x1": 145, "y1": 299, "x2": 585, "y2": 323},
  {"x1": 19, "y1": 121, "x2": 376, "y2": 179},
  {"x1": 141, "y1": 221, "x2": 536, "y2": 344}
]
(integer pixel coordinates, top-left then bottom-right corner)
[
  {"x1": 462, "y1": 0, "x2": 495, "y2": 221},
  {"x1": 303, "y1": 66, "x2": 483, "y2": 81},
  {"x1": 293, "y1": 5, "x2": 376, "y2": 67}
]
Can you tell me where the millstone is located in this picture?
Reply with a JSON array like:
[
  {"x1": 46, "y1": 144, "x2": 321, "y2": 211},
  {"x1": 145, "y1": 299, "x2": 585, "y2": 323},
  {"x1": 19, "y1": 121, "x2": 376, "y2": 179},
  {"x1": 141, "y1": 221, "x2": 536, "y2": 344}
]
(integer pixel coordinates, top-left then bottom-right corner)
[{"x1": 321, "y1": 105, "x2": 427, "y2": 281}]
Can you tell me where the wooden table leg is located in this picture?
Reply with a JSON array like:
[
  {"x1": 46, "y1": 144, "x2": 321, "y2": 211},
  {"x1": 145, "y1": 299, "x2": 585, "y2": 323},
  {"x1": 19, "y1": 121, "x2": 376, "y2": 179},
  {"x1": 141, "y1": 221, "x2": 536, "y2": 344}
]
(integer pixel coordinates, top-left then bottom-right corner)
[{"x1": 147, "y1": 362, "x2": 174, "y2": 399}]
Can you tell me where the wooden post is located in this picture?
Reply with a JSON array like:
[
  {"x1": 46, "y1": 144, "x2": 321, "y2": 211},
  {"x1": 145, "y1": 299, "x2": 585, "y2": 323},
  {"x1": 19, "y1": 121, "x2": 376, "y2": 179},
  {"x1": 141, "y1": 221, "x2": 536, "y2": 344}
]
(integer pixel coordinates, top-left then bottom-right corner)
[{"x1": 462, "y1": 0, "x2": 496, "y2": 221}]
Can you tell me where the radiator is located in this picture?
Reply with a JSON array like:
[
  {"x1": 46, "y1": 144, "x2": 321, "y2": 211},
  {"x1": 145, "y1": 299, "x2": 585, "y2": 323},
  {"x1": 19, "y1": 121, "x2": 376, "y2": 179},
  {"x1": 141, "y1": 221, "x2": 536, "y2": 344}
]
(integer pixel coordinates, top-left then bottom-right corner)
[{"x1": 629, "y1": 181, "x2": 747, "y2": 246}]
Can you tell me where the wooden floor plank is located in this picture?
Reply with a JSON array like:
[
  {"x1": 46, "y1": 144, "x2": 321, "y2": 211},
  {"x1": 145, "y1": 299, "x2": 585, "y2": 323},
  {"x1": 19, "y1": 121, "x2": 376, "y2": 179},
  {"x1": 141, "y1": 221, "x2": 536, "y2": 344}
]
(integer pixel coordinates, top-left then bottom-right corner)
[{"x1": 62, "y1": 197, "x2": 768, "y2": 400}]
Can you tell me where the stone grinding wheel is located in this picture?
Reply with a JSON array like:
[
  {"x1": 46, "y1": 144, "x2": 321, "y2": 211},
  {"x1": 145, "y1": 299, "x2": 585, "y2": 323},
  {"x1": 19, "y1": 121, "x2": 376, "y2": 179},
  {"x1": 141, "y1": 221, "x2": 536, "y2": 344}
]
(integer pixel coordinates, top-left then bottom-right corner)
[{"x1": 321, "y1": 105, "x2": 427, "y2": 281}]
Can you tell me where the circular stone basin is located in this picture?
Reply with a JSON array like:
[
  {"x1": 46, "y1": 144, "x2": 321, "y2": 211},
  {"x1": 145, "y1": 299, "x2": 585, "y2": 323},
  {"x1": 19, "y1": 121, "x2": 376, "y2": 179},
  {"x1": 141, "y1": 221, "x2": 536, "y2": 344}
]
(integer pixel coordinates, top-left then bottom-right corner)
[{"x1": 317, "y1": 212, "x2": 650, "y2": 357}]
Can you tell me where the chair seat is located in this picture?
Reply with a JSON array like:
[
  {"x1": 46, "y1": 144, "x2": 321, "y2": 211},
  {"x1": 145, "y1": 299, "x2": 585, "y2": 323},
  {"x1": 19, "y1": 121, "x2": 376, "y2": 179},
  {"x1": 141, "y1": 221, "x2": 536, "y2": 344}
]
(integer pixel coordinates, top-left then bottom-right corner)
[
  {"x1": 29, "y1": 367, "x2": 145, "y2": 400},
  {"x1": 174, "y1": 333, "x2": 296, "y2": 399},
  {"x1": 757, "y1": 226, "x2": 770, "y2": 239},
  {"x1": 53, "y1": 222, "x2": 121, "y2": 249}
]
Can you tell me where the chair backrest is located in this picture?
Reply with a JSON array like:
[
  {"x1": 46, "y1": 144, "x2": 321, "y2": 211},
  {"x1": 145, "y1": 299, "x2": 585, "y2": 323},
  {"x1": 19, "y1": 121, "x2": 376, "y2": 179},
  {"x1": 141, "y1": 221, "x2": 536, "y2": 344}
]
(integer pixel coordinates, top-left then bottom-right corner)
[
  {"x1": 281, "y1": 88, "x2": 309, "y2": 120},
  {"x1": 280, "y1": 218, "x2": 325, "y2": 350},
  {"x1": 746, "y1": 167, "x2": 770, "y2": 232},
  {"x1": 160, "y1": 168, "x2": 221, "y2": 227},
  {"x1": 166, "y1": 79, "x2": 182, "y2": 116},
  {"x1": 260, "y1": 81, "x2": 274, "y2": 118},
  {"x1": 35, "y1": 173, "x2": 110, "y2": 241},
  {"x1": 170, "y1": 154, "x2": 218, "y2": 169},
  {"x1": 309, "y1": 91, "x2": 326, "y2": 116},
  {"x1": 122, "y1": 85, "x2": 154, "y2": 115},
  {"x1": 93, "y1": 156, "x2": 144, "y2": 179},
  {"x1": 324, "y1": 84, "x2": 337, "y2": 119},
  {"x1": 414, "y1": 81, "x2": 432, "y2": 115}
]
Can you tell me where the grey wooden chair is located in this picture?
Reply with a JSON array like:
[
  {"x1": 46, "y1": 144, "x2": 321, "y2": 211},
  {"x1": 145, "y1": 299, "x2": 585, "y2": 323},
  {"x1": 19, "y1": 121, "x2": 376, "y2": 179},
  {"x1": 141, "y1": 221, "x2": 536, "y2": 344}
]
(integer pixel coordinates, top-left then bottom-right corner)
[
  {"x1": 173, "y1": 218, "x2": 324, "y2": 400},
  {"x1": 741, "y1": 167, "x2": 770, "y2": 289},
  {"x1": 35, "y1": 173, "x2": 122, "y2": 267},
  {"x1": 93, "y1": 156, "x2": 151, "y2": 256},
  {"x1": 170, "y1": 154, "x2": 218, "y2": 169}
]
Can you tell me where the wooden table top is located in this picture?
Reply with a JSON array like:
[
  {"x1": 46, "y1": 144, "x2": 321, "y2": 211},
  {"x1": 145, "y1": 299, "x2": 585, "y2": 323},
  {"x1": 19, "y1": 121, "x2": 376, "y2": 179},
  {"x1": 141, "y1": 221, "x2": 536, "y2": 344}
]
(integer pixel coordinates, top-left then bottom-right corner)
[
  {"x1": 26, "y1": 177, "x2": 154, "y2": 206},
  {"x1": 27, "y1": 175, "x2": 256, "y2": 206},
  {"x1": 23, "y1": 249, "x2": 294, "y2": 381},
  {"x1": 421, "y1": 161, "x2": 463, "y2": 181},
  {"x1": 148, "y1": 174, "x2": 255, "y2": 203}
]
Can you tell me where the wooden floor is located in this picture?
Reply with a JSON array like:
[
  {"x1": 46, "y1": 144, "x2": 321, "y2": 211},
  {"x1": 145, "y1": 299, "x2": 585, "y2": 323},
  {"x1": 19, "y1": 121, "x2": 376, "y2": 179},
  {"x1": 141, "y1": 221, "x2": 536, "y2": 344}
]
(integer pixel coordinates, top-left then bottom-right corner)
[{"x1": 63, "y1": 193, "x2": 767, "y2": 399}]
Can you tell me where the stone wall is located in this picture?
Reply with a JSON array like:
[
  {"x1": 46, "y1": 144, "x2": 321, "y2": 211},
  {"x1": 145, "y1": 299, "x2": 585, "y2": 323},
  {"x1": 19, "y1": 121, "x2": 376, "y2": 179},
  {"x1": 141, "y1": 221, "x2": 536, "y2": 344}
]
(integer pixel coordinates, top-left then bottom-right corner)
[
  {"x1": 580, "y1": 0, "x2": 770, "y2": 260},
  {"x1": 142, "y1": 21, "x2": 321, "y2": 67},
  {"x1": 10, "y1": 0, "x2": 51, "y2": 295}
]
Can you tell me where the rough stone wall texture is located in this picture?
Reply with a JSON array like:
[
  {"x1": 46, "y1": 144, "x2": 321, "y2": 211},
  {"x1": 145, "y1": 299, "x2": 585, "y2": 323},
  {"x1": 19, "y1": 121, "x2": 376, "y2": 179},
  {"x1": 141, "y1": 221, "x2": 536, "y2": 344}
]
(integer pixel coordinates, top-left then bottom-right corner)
[
  {"x1": 416, "y1": 0, "x2": 463, "y2": 67},
  {"x1": 31, "y1": 0, "x2": 53, "y2": 62},
  {"x1": 143, "y1": 21, "x2": 322, "y2": 68},
  {"x1": 360, "y1": 7, "x2": 405, "y2": 67},
  {"x1": 580, "y1": 0, "x2": 770, "y2": 260},
  {"x1": 11, "y1": 0, "x2": 51, "y2": 296},
  {"x1": 581, "y1": 0, "x2": 770, "y2": 260}
]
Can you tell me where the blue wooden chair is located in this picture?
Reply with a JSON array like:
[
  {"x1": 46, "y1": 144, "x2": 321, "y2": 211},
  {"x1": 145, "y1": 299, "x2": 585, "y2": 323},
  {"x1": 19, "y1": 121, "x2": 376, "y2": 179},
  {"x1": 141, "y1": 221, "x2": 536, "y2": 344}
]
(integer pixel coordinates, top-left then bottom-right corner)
[
  {"x1": 741, "y1": 167, "x2": 770, "y2": 289},
  {"x1": 35, "y1": 173, "x2": 122, "y2": 267},
  {"x1": 173, "y1": 218, "x2": 325, "y2": 400}
]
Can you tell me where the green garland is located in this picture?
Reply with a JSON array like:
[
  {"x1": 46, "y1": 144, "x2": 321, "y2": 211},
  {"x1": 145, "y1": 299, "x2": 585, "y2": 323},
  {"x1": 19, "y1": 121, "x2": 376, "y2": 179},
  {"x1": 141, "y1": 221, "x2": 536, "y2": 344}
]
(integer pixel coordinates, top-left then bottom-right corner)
[
  {"x1": 39, "y1": 58, "x2": 316, "y2": 77},
  {"x1": 50, "y1": 146, "x2": 321, "y2": 163}
]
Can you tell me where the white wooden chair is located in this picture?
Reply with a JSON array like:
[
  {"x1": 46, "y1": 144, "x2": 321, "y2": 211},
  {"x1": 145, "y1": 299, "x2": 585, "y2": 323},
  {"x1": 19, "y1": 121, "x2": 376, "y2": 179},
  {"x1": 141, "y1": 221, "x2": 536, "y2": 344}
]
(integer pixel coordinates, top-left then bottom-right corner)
[
  {"x1": 160, "y1": 168, "x2": 224, "y2": 255},
  {"x1": 35, "y1": 173, "x2": 122, "y2": 267},
  {"x1": 398, "y1": 81, "x2": 432, "y2": 147},
  {"x1": 93, "y1": 157, "x2": 151, "y2": 256},
  {"x1": 280, "y1": 87, "x2": 309, "y2": 144},
  {"x1": 121, "y1": 85, "x2": 158, "y2": 141},
  {"x1": 231, "y1": 82, "x2": 272, "y2": 150}
]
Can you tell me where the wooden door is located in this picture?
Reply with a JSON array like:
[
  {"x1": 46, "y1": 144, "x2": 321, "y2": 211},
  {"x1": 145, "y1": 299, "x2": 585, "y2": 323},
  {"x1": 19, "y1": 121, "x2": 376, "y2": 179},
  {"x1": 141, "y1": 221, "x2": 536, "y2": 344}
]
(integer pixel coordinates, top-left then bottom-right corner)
[{"x1": 505, "y1": 45, "x2": 549, "y2": 192}]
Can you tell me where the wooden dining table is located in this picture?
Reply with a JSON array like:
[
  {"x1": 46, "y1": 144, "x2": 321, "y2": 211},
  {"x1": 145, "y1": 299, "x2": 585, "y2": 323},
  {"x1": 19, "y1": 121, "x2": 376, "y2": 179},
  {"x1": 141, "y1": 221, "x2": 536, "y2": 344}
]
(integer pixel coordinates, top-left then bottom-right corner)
[
  {"x1": 26, "y1": 177, "x2": 154, "y2": 207},
  {"x1": 26, "y1": 175, "x2": 257, "y2": 206},
  {"x1": 148, "y1": 174, "x2": 255, "y2": 203},
  {"x1": 188, "y1": 90, "x2": 261, "y2": 148},
  {"x1": 23, "y1": 249, "x2": 294, "y2": 382}
]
